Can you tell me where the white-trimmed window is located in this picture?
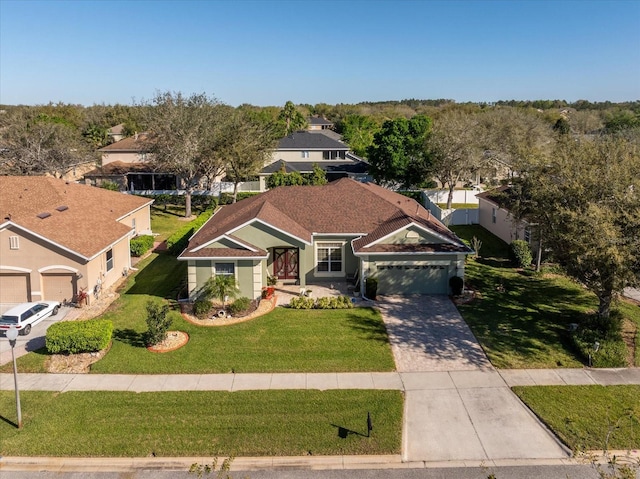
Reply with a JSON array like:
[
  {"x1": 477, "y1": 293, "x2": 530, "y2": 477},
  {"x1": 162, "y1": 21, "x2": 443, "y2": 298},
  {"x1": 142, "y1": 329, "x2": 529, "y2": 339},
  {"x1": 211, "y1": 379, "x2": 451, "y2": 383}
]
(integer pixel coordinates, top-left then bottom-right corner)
[
  {"x1": 215, "y1": 262, "x2": 235, "y2": 277},
  {"x1": 301, "y1": 151, "x2": 309, "y2": 158},
  {"x1": 492, "y1": 208, "x2": 497, "y2": 224},
  {"x1": 106, "y1": 249, "x2": 114, "y2": 272},
  {"x1": 316, "y1": 242, "x2": 343, "y2": 275},
  {"x1": 9, "y1": 235, "x2": 19, "y2": 250},
  {"x1": 132, "y1": 217, "x2": 137, "y2": 233},
  {"x1": 524, "y1": 226, "x2": 531, "y2": 243}
]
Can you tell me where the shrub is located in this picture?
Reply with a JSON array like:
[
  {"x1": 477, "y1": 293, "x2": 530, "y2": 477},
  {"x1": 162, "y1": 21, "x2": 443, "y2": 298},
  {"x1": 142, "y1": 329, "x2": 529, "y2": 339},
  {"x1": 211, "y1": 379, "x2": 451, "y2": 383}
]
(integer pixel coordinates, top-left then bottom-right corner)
[
  {"x1": 449, "y1": 276, "x2": 464, "y2": 295},
  {"x1": 509, "y1": 240, "x2": 532, "y2": 268},
  {"x1": 145, "y1": 300, "x2": 172, "y2": 346},
  {"x1": 365, "y1": 277, "x2": 378, "y2": 300},
  {"x1": 166, "y1": 210, "x2": 213, "y2": 255},
  {"x1": 571, "y1": 311, "x2": 627, "y2": 367},
  {"x1": 99, "y1": 180, "x2": 120, "y2": 191},
  {"x1": 130, "y1": 235, "x2": 155, "y2": 257},
  {"x1": 228, "y1": 297, "x2": 252, "y2": 316},
  {"x1": 218, "y1": 192, "x2": 260, "y2": 205},
  {"x1": 289, "y1": 297, "x2": 315, "y2": 309},
  {"x1": 200, "y1": 275, "x2": 240, "y2": 305},
  {"x1": 46, "y1": 319, "x2": 113, "y2": 354},
  {"x1": 193, "y1": 299, "x2": 212, "y2": 318}
]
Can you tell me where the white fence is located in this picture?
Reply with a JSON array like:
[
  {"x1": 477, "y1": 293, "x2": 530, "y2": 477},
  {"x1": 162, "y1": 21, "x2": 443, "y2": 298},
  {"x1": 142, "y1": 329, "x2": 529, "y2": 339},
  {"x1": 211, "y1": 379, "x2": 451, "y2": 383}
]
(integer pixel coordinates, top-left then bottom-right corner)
[
  {"x1": 421, "y1": 192, "x2": 479, "y2": 226},
  {"x1": 131, "y1": 181, "x2": 261, "y2": 197},
  {"x1": 423, "y1": 188, "x2": 481, "y2": 205}
]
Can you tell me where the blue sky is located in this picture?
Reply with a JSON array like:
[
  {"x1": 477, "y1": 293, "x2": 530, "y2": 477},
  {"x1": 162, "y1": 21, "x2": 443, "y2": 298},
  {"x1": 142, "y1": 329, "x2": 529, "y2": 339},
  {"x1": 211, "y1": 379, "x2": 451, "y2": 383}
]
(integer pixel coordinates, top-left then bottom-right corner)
[{"x1": 1, "y1": 0, "x2": 639, "y2": 106}]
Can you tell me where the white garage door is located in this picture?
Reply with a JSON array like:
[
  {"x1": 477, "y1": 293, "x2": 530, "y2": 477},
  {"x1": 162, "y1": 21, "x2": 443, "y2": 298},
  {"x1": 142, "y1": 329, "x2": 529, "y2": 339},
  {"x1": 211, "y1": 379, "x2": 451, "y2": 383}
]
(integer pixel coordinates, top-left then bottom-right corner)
[
  {"x1": 0, "y1": 274, "x2": 30, "y2": 303},
  {"x1": 42, "y1": 274, "x2": 76, "y2": 303},
  {"x1": 376, "y1": 264, "x2": 449, "y2": 295}
]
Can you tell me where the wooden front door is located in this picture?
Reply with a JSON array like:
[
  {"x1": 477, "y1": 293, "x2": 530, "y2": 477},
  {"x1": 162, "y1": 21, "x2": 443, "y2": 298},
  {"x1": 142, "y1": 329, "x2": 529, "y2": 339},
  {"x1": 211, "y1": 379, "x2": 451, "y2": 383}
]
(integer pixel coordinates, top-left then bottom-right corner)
[{"x1": 273, "y1": 248, "x2": 299, "y2": 280}]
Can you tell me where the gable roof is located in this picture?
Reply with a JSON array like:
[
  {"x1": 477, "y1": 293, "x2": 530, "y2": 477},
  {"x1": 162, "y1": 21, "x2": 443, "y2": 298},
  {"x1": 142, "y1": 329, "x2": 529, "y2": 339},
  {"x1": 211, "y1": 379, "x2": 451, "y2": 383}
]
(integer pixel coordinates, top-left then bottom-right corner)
[
  {"x1": 0, "y1": 176, "x2": 152, "y2": 259},
  {"x1": 181, "y1": 178, "x2": 470, "y2": 258},
  {"x1": 260, "y1": 160, "x2": 369, "y2": 175},
  {"x1": 277, "y1": 131, "x2": 347, "y2": 151},
  {"x1": 99, "y1": 133, "x2": 149, "y2": 153},
  {"x1": 308, "y1": 117, "x2": 333, "y2": 127},
  {"x1": 476, "y1": 185, "x2": 514, "y2": 209}
]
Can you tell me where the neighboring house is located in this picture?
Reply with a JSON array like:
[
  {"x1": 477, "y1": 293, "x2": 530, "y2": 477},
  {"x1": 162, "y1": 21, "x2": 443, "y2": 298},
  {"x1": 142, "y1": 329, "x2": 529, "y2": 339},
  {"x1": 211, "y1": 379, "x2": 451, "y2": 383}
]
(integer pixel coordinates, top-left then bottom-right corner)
[
  {"x1": 476, "y1": 186, "x2": 532, "y2": 245},
  {"x1": 258, "y1": 130, "x2": 370, "y2": 191},
  {"x1": 84, "y1": 132, "x2": 177, "y2": 191},
  {"x1": 179, "y1": 178, "x2": 472, "y2": 300},
  {"x1": 0, "y1": 176, "x2": 153, "y2": 304},
  {"x1": 307, "y1": 116, "x2": 334, "y2": 131},
  {"x1": 108, "y1": 124, "x2": 126, "y2": 143}
]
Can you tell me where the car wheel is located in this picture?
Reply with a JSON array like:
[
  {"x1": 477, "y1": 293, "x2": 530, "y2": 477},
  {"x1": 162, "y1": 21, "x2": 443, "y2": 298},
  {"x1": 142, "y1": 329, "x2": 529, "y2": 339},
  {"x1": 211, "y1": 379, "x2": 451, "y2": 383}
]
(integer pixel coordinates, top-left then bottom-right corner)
[
  {"x1": 22, "y1": 324, "x2": 32, "y2": 336},
  {"x1": 52, "y1": 305, "x2": 60, "y2": 316}
]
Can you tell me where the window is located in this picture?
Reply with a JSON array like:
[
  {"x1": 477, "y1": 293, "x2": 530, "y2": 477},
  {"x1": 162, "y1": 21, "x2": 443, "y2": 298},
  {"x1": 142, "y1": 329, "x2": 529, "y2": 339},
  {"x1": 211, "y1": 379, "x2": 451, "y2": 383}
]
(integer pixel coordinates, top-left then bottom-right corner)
[
  {"x1": 316, "y1": 242, "x2": 343, "y2": 274},
  {"x1": 492, "y1": 208, "x2": 497, "y2": 224},
  {"x1": 524, "y1": 226, "x2": 531, "y2": 243},
  {"x1": 106, "y1": 249, "x2": 114, "y2": 272},
  {"x1": 215, "y1": 262, "x2": 235, "y2": 276},
  {"x1": 132, "y1": 217, "x2": 136, "y2": 233},
  {"x1": 9, "y1": 236, "x2": 19, "y2": 250},
  {"x1": 301, "y1": 151, "x2": 309, "y2": 158}
]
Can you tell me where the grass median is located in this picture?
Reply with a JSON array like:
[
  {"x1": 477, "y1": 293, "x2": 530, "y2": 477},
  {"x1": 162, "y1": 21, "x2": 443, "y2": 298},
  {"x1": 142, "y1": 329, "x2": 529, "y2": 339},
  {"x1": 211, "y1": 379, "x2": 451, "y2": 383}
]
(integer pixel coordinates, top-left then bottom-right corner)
[
  {"x1": 0, "y1": 390, "x2": 402, "y2": 457},
  {"x1": 513, "y1": 385, "x2": 640, "y2": 451}
]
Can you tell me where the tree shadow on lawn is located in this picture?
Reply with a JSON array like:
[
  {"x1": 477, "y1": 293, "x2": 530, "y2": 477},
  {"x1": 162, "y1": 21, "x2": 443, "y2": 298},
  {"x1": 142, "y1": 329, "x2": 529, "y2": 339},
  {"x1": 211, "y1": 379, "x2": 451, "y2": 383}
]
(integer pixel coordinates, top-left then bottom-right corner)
[
  {"x1": 113, "y1": 328, "x2": 146, "y2": 348},
  {"x1": 124, "y1": 254, "x2": 186, "y2": 298},
  {"x1": 345, "y1": 310, "x2": 391, "y2": 344},
  {"x1": 460, "y1": 266, "x2": 590, "y2": 366}
]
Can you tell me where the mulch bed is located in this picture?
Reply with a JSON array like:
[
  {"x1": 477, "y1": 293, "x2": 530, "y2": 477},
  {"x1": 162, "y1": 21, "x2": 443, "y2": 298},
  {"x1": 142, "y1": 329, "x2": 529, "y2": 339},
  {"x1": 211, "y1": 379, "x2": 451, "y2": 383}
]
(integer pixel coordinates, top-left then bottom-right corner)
[{"x1": 180, "y1": 295, "x2": 277, "y2": 327}]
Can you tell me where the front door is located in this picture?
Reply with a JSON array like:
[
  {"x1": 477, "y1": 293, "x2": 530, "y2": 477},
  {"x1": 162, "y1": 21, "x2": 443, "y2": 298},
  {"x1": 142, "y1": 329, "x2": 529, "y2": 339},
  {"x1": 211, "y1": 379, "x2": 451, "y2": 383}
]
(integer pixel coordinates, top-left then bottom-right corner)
[{"x1": 273, "y1": 248, "x2": 299, "y2": 280}]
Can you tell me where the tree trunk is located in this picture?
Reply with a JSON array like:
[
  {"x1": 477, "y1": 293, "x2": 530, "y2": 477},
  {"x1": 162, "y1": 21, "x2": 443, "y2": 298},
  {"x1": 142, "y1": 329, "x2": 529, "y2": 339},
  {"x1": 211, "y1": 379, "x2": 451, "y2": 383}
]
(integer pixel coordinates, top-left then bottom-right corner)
[
  {"x1": 597, "y1": 291, "x2": 612, "y2": 319},
  {"x1": 184, "y1": 191, "x2": 192, "y2": 218},
  {"x1": 535, "y1": 237, "x2": 542, "y2": 272},
  {"x1": 232, "y1": 181, "x2": 239, "y2": 204},
  {"x1": 446, "y1": 183, "x2": 455, "y2": 210}
]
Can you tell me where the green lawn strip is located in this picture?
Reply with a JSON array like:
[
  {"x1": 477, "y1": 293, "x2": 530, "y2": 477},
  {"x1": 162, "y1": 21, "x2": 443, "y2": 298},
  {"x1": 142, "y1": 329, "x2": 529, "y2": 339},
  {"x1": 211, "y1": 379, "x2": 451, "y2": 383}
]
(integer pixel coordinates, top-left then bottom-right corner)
[
  {"x1": 619, "y1": 301, "x2": 640, "y2": 367},
  {"x1": 450, "y1": 225, "x2": 510, "y2": 261},
  {"x1": 513, "y1": 385, "x2": 640, "y2": 451},
  {"x1": 0, "y1": 390, "x2": 402, "y2": 457},
  {"x1": 150, "y1": 205, "x2": 210, "y2": 242},
  {"x1": 436, "y1": 203, "x2": 479, "y2": 210},
  {"x1": 92, "y1": 305, "x2": 395, "y2": 374}
]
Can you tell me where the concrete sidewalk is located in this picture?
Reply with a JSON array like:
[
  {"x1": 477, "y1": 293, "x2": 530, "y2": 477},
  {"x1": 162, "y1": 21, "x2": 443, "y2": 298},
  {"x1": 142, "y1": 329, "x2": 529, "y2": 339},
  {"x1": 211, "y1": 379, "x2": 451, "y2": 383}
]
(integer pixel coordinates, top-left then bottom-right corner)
[{"x1": 2, "y1": 368, "x2": 638, "y2": 393}]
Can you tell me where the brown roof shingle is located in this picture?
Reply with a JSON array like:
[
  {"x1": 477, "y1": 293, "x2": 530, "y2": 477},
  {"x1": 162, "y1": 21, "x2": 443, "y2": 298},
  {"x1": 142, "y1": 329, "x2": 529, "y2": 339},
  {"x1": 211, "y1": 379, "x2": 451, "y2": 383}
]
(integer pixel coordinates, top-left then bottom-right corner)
[
  {"x1": 183, "y1": 178, "x2": 469, "y2": 256},
  {"x1": 0, "y1": 176, "x2": 152, "y2": 259}
]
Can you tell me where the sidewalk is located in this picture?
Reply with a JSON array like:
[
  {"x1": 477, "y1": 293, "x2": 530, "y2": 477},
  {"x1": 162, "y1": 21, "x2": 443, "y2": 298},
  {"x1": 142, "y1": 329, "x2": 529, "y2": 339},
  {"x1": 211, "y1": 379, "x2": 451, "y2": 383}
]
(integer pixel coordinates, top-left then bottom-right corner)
[{"x1": 2, "y1": 368, "x2": 638, "y2": 392}]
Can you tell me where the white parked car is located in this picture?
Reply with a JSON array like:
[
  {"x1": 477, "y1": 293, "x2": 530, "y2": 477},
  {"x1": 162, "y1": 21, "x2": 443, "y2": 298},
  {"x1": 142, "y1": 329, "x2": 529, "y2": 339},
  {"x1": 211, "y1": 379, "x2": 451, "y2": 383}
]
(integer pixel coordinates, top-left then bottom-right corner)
[{"x1": 0, "y1": 301, "x2": 61, "y2": 336}]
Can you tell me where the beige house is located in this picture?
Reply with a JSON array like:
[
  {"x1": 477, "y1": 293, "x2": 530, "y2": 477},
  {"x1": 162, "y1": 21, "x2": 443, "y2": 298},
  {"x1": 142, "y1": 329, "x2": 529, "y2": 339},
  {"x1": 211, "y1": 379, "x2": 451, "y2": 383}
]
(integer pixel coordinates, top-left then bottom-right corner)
[
  {"x1": 476, "y1": 186, "x2": 531, "y2": 245},
  {"x1": 0, "y1": 177, "x2": 153, "y2": 304}
]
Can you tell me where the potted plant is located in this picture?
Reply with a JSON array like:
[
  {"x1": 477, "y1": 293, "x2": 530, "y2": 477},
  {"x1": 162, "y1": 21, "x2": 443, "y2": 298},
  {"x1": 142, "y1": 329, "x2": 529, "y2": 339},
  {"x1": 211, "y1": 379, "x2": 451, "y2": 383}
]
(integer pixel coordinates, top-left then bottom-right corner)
[{"x1": 449, "y1": 276, "x2": 464, "y2": 296}]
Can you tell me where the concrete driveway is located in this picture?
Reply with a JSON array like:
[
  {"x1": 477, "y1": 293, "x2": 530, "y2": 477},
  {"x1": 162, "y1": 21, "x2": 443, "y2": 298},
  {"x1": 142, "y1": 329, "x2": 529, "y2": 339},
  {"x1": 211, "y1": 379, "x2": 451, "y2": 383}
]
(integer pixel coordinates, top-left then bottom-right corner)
[
  {"x1": 0, "y1": 306, "x2": 72, "y2": 366},
  {"x1": 377, "y1": 295, "x2": 569, "y2": 463}
]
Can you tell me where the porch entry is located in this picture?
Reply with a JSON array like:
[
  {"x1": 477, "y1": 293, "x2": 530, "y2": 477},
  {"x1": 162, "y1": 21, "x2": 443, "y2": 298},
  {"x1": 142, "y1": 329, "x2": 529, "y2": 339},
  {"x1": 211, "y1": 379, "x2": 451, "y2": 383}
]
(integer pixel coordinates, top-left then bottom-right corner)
[{"x1": 273, "y1": 248, "x2": 299, "y2": 280}]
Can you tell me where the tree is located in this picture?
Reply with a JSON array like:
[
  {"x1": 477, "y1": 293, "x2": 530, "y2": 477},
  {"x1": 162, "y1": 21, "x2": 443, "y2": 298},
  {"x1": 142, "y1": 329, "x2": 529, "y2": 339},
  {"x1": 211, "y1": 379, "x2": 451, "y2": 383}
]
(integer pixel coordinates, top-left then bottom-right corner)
[
  {"x1": 201, "y1": 275, "x2": 240, "y2": 307},
  {"x1": 337, "y1": 114, "x2": 379, "y2": 157},
  {"x1": 142, "y1": 91, "x2": 227, "y2": 217},
  {"x1": 366, "y1": 115, "x2": 432, "y2": 188},
  {"x1": 512, "y1": 135, "x2": 640, "y2": 319},
  {"x1": 265, "y1": 162, "x2": 327, "y2": 189},
  {"x1": 277, "y1": 101, "x2": 307, "y2": 136},
  {"x1": 0, "y1": 108, "x2": 95, "y2": 177},
  {"x1": 144, "y1": 300, "x2": 172, "y2": 346},
  {"x1": 220, "y1": 110, "x2": 277, "y2": 203},
  {"x1": 425, "y1": 110, "x2": 482, "y2": 209}
]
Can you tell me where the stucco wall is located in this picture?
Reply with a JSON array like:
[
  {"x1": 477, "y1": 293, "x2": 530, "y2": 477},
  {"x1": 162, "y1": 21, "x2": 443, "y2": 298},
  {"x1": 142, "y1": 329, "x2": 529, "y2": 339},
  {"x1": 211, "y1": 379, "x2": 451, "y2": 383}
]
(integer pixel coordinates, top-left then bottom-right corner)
[
  {"x1": 118, "y1": 204, "x2": 152, "y2": 235},
  {"x1": 102, "y1": 152, "x2": 148, "y2": 165},
  {"x1": 478, "y1": 198, "x2": 526, "y2": 245}
]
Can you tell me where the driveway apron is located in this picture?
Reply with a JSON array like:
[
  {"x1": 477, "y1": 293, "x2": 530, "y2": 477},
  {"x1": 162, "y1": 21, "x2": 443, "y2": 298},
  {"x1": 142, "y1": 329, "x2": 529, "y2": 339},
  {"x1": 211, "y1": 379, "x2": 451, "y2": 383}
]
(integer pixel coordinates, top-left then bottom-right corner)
[{"x1": 377, "y1": 295, "x2": 568, "y2": 463}]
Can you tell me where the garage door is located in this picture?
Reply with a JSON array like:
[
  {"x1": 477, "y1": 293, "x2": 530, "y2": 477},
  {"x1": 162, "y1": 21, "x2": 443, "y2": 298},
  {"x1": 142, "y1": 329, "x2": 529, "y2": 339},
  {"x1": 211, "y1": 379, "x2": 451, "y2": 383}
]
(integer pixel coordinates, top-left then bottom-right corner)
[
  {"x1": 376, "y1": 264, "x2": 449, "y2": 295},
  {"x1": 42, "y1": 274, "x2": 76, "y2": 302},
  {"x1": 0, "y1": 274, "x2": 30, "y2": 303}
]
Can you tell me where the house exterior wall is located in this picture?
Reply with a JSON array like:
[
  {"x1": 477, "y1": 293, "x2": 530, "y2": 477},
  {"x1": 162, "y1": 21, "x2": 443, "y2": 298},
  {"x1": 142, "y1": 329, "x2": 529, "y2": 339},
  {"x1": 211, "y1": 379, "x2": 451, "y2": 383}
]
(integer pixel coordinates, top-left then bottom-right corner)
[
  {"x1": 478, "y1": 198, "x2": 526, "y2": 245},
  {"x1": 188, "y1": 259, "x2": 262, "y2": 300},
  {"x1": 273, "y1": 151, "x2": 327, "y2": 162},
  {"x1": 118, "y1": 205, "x2": 152, "y2": 236},
  {"x1": 102, "y1": 152, "x2": 149, "y2": 165},
  {"x1": 381, "y1": 226, "x2": 444, "y2": 245}
]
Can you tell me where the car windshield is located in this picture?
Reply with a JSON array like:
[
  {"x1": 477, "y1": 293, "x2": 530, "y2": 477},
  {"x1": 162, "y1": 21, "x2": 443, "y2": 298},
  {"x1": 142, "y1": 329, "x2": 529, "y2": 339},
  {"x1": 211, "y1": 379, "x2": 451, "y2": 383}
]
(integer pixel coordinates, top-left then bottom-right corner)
[{"x1": 0, "y1": 315, "x2": 19, "y2": 324}]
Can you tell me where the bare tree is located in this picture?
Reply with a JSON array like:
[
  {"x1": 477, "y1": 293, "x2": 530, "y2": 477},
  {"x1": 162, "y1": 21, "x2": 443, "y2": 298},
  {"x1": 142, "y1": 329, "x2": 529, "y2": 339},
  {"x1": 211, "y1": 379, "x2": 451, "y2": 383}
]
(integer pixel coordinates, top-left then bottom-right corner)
[
  {"x1": 425, "y1": 110, "x2": 482, "y2": 209},
  {"x1": 142, "y1": 91, "x2": 227, "y2": 217}
]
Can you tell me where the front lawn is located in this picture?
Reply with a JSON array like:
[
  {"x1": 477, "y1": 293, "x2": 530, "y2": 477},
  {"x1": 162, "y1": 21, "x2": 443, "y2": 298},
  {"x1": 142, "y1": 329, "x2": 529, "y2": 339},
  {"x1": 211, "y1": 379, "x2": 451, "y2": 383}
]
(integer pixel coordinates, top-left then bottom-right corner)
[
  {"x1": 514, "y1": 385, "x2": 640, "y2": 451},
  {"x1": 7, "y1": 252, "x2": 395, "y2": 374},
  {"x1": 451, "y1": 225, "x2": 640, "y2": 369},
  {"x1": 0, "y1": 390, "x2": 403, "y2": 457}
]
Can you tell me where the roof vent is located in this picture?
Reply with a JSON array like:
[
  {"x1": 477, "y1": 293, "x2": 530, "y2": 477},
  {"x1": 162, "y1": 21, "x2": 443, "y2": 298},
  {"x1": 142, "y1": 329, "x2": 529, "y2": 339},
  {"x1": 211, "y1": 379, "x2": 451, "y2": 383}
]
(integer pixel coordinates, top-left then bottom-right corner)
[
  {"x1": 56, "y1": 205, "x2": 69, "y2": 212},
  {"x1": 37, "y1": 212, "x2": 51, "y2": 219},
  {"x1": 4, "y1": 214, "x2": 11, "y2": 221}
]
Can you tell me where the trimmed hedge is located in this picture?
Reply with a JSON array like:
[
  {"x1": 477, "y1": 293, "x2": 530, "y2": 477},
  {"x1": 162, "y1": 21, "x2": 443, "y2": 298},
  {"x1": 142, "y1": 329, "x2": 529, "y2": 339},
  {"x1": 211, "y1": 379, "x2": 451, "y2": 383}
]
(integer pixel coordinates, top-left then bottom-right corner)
[
  {"x1": 46, "y1": 320, "x2": 113, "y2": 354},
  {"x1": 166, "y1": 210, "x2": 214, "y2": 255},
  {"x1": 509, "y1": 240, "x2": 532, "y2": 268},
  {"x1": 289, "y1": 296, "x2": 354, "y2": 309},
  {"x1": 130, "y1": 235, "x2": 155, "y2": 257},
  {"x1": 218, "y1": 192, "x2": 260, "y2": 205},
  {"x1": 228, "y1": 297, "x2": 252, "y2": 315}
]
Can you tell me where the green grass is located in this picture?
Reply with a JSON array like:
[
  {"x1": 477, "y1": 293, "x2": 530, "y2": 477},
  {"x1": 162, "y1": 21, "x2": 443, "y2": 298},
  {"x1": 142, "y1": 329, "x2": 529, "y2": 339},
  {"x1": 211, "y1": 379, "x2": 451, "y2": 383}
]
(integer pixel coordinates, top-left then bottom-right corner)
[
  {"x1": 6, "y1": 252, "x2": 394, "y2": 374},
  {"x1": 513, "y1": 385, "x2": 640, "y2": 451},
  {"x1": 0, "y1": 390, "x2": 403, "y2": 457},
  {"x1": 150, "y1": 205, "x2": 200, "y2": 242},
  {"x1": 436, "y1": 203, "x2": 479, "y2": 209}
]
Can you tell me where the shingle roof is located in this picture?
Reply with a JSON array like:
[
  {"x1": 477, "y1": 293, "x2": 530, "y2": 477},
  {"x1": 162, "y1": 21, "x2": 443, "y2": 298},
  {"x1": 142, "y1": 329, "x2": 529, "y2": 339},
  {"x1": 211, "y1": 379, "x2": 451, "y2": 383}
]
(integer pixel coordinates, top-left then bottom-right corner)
[
  {"x1": 308, "y1": 117, "x2": 333, "y2": 126},
  {"x1": 99, "y1": 133, "x2": 149, "y2": 152},
  {"x1": 0, "y1": 176, "x2": 152, "y2": 259},
  {"x1": 277, "y1": 131, "x2": 347, "y2": 150},
  {"x1": 84, "y1": 161, "x2": 154, "y2": 177},
  {"x1": 475, "y1": 185, "x2": 513, "y2": 209},
  {"x1": 260, "y1": 160, "x2": 369, "y2": 175},
  {"x1": 182, "y1": 178, "x2": 470, "y2": 257}
]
